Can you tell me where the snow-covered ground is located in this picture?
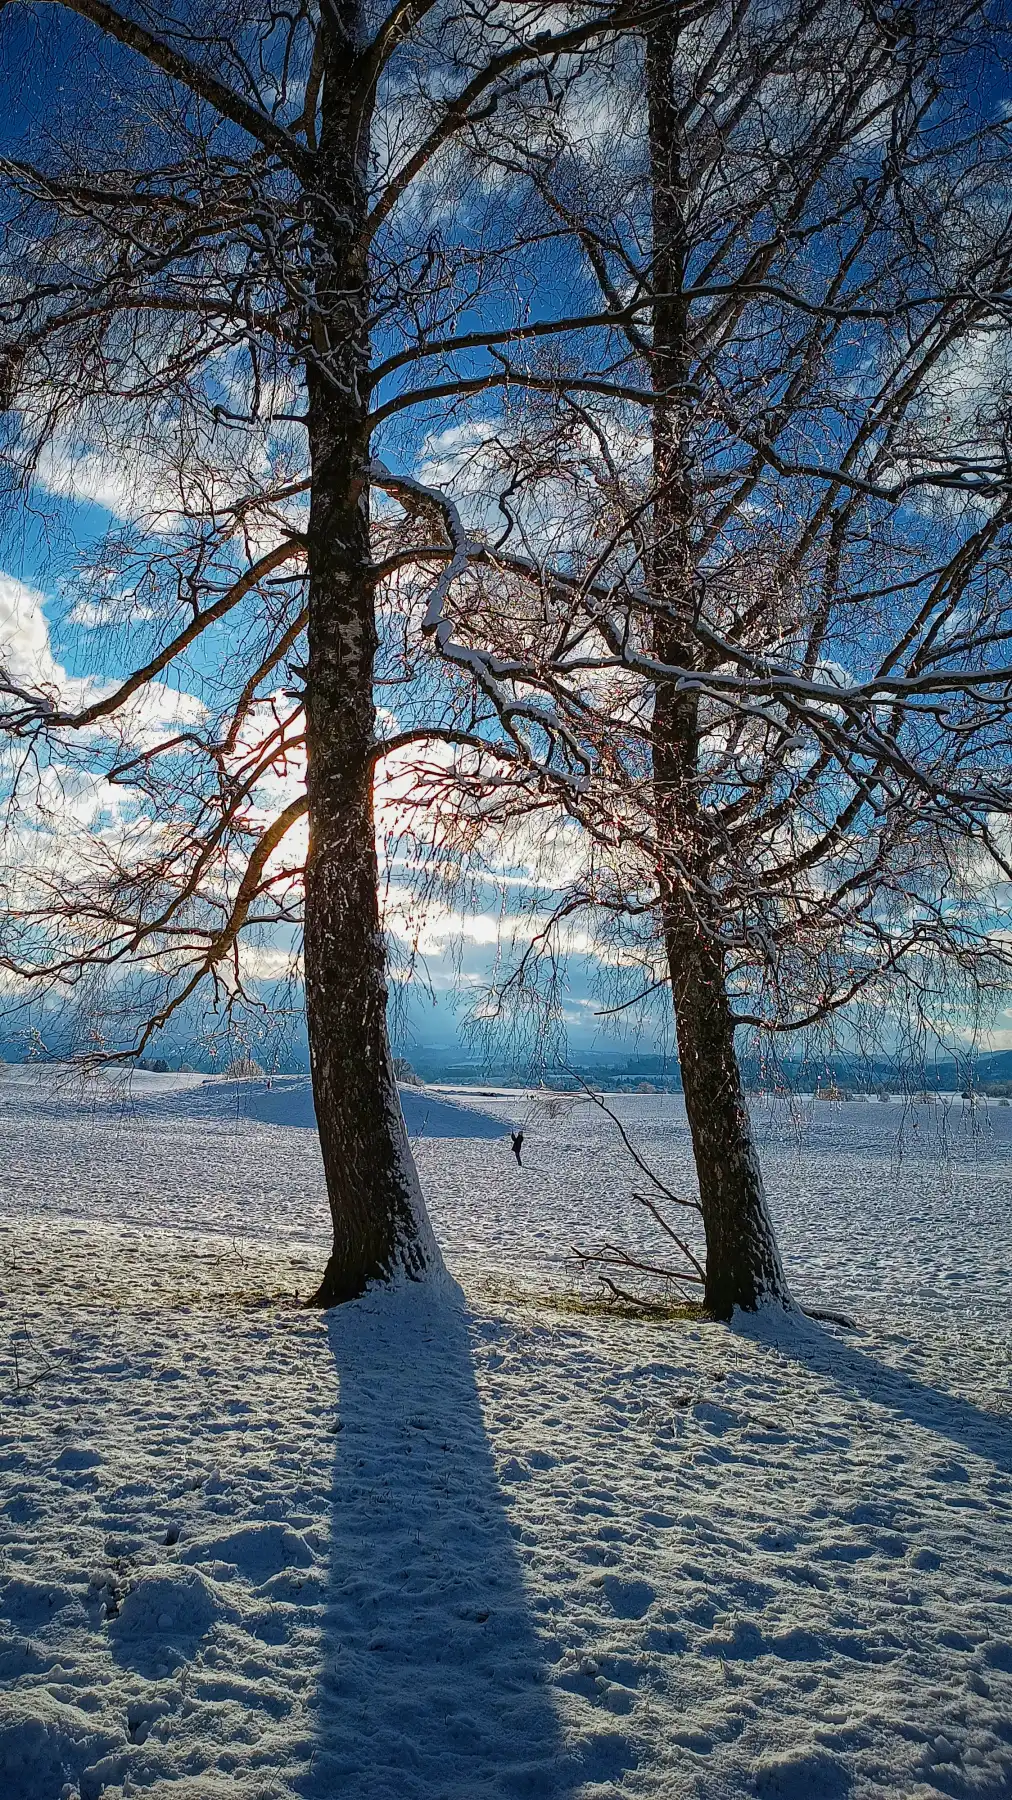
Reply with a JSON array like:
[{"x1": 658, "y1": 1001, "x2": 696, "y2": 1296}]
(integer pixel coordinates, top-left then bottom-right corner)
[{"x1": 0, "y1": 1070, "x2": 1010, "y2": 1798}]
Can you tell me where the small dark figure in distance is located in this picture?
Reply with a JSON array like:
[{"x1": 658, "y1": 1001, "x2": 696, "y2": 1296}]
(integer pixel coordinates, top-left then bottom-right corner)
[{"x1": 510, "y1": 1130, "x2": 524, "y2": 1167}]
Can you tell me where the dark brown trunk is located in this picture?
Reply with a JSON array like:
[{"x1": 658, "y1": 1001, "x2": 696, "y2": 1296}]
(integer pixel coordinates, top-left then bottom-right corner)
[
  {"x1": 646, "y1": 20, "x2": 790, "y2": 1317},
  {"x1": 302, "y1": 18, "x2": 438, "y2": 1305},
  {"x1": 666, "y1": 918, "x2": 789, "y2": 1317}
]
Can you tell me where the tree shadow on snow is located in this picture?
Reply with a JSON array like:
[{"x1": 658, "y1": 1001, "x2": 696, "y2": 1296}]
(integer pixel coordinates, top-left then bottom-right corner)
[
  {"x1": 733, "y1": 1310, "x2": 1012, "y2": 1476},
  {"x1": 299, "y1": 1275, "x2": 589, "y2": 1800}
]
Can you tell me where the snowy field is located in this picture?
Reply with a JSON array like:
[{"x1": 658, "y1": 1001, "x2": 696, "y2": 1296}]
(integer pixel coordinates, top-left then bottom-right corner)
[{"x1": 0, "y1": 1069, "x2": 1010, "y2": 1799}]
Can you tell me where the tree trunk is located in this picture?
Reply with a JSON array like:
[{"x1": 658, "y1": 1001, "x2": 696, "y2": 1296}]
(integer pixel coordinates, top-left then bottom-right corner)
[
  {"x1": 664, "y1": 916, "x2": 789, "y2": 1317},
  {"x1": 302, "y1": 20, "x2": 439, "y2": 1306},
  {"x1": 646, "y1": 19, "x2": 790, "y2": 1318}
]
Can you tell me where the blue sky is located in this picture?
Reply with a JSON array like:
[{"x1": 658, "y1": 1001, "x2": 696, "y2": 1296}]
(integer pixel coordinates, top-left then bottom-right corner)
[{"x1": 4, "y1": 2, "x2": 1012, "y2": 1073}]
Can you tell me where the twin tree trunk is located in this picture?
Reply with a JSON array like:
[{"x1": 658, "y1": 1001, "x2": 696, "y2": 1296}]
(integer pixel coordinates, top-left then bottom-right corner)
[
  {"x1": 298, "y1": 14, "x2": 790, "y2": 1312},
  {"x1": 302, "y1": 29, "x2": 436, "y2": 1306},
  {"x1": 646, "y1": 21, "x2": 790, "y2": 1318}
]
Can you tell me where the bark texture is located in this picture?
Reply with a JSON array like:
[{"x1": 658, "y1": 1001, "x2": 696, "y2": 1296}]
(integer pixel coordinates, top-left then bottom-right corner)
[
  {"x1": 665, "y1": 922, "x2": 789, "y2": 1318},
  {"x1": 646, "y1": 18, "x2": 790, "y2": 1318},
  {"x1": 303, "y1": 19, "x2": 438, "y2": 1305}
]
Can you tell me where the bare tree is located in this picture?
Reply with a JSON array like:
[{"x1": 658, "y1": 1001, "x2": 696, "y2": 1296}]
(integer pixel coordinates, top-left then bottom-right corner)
[
  {"x1": 0, "y1": 0, "x2": 691, "y2": 1302},
  {"x1": 382, "y1": 0, "x2": 1012, "y2": 1314}
]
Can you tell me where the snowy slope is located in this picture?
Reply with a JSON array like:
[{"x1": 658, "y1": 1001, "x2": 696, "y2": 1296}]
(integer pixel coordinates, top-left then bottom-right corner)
[
  {"x1": 143, "y1": 1073, "x2": 512, "y2": 1139},
  {"x1": 0, "y1": 1075, "x2": 1010, "y2": 1799}
]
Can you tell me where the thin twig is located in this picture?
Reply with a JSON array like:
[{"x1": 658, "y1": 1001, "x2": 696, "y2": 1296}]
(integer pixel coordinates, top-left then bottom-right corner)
[{"x1": 563, "y1": 1068, "x2": 700, "y2": 1209}]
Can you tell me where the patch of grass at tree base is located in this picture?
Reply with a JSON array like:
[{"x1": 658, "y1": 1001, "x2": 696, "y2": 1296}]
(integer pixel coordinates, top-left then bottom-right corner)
[{"x1": 473, "y1": 1276, "x2": 712, "y2": 1323}]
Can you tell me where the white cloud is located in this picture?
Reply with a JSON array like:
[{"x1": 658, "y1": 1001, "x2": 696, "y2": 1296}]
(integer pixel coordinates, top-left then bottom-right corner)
[
  {"x1": 1, "y1": 567, "x2": 206, "y2": 746},
  {"x1": 33, "y1": 440, "x2": 172, "y2": 525},
  {"x1": 65, "y1": 595, "x2": 156, "y2": 630},
  {"x1": 0, "y1": 572, "x2": 64, "y2": 693}
]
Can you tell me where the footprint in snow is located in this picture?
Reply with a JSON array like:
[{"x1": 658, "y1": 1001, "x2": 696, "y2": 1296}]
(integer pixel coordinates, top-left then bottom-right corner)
[
  {"x1": 180, "y1": 1520, "x2": 314, "y2": 1582},
  {"x1": 55, "y1": 1445, "x2": 102, "y2": 1471},
  {"x1": 108, "y1": 1569, "x2": 227, "y2": 1675},
  {"x1": 691, "y1": 1400, "x2": 740, "y2": 1434},
  {"x1": 498, "y1": 1456, "x2": 531, "y2": 1483},
  {"x1": 599, "y1": 1574, "x2": 656, "y2": 1619}
]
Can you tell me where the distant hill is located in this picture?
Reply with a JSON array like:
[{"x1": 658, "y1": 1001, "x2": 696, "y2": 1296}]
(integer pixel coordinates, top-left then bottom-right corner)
[
  {"x1": 406, "y1": 1046, "x2": 1012, "y2": 1096},
  {"x1": 742, "y1": 1048, "x2": 1012, "y2": 1094},
  {"x1": 5, "y1": 1033, "x2": 1011, "y2": 1095}
]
